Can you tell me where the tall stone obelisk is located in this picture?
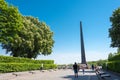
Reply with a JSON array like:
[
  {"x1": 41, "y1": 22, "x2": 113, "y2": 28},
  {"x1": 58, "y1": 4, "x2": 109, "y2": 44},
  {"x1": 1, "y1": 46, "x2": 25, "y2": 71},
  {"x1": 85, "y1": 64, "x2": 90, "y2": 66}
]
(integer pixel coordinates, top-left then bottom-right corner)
[{"x1": 80, "y1": 21, "x2": 87, "y2": 65}]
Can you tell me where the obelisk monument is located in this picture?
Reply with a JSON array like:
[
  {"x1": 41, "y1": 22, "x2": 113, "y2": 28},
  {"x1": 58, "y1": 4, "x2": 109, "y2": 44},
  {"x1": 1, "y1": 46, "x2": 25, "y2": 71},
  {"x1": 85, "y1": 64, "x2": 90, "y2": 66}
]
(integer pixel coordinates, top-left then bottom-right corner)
[{"x1": 80, "y1": 21, "x2": 87, "y2": 66}]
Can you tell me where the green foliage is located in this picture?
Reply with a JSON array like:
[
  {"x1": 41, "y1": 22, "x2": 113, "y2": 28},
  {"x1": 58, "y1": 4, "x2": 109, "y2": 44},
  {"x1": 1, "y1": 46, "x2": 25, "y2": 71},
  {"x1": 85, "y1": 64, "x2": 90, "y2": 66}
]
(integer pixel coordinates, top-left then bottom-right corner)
[
  {"x1": 0, "y1": 0, "x2": 23, "y2": 44},
  {"x1": 0, "y1": 55, "x2": 54, "y2": 64},
  {"x1": 0, "y1": 63, "x2": 57, "y2": 73},
  {"x1": 87, "y1": 60, "x2": 107, "y2": 66},
  {"x1": 107, "y1": 51, "x2": 120, "y2": 73},
  {"x1": 108, "y1": 53, "x2": 114, "y2": 60},
  {"x1": 107, "y1": 7, "x2": 120, "y2": 72},
  {"x1": 43, "y1": 64, "x2": 57, "y2": 70},
  {"x1": 108, "y1": 53, "x2": 120, "y2": 61},
  {"x1": 19, "y1": 16, "x2": 54, "y2": 58},
  {"x1": 0, "y1": 0, "x2": 54, "y2": 59},
  {"x1": 101, "y1": 62, "x2": 107, "y2": 69},
  {"x1": 96, "y1": 60, "x2": 107, "y2": 66},
  {"x1": 87, "y1": 61, "x2": 97, "y2": 66},
  {"x1": 117, "y1": 47, "x2": 120, "y2": 53},
  {"x1": 107, "y1": 61, "x2": 120, "y2": 73},
  {"x1": 0, "y1": 55, "x2": 57, "y2": 73},
  {"x1": 109, "y1": 8, "x2": 120, "y2": 48}
]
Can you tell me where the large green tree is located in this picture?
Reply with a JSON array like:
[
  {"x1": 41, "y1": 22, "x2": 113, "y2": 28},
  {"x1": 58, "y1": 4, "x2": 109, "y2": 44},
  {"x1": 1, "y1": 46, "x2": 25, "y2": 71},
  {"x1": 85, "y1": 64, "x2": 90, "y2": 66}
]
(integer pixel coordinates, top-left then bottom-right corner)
[
  {"x1": 2, "y1": 16, "x2": 54, "y2": 58},
  {"x1": 0, "y1": 0, "x2": 23, "y2": 44},
  {"x1": 2, "y1": 16, "x2": 35, "y2": 57},
  {"x1": 109, "y1": 8, "x2": 120, "y2": 48},
  {"x1": 20, "y1": 16, "x2": 54, "y2": 58},
  {"x1": 0, "y1": 0, "x2": 54, "y2": 58}
]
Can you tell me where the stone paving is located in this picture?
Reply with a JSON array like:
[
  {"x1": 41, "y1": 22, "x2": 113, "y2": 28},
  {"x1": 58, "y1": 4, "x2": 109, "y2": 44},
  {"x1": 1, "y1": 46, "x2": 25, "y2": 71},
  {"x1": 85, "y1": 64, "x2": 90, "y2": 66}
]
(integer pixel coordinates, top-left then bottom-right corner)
[
  {"x1": 0, "y1": 69, "x2": 120, "y2": 80},
  {"x1": 0, "y1": 69, "x2": 98, "y2": 80}
]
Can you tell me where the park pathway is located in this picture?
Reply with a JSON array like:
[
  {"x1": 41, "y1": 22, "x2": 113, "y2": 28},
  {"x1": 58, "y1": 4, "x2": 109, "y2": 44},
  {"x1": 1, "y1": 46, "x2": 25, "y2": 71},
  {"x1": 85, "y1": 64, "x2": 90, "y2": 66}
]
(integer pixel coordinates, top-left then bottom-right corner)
[
  {"x1": 1, "y1": 69, "x2": 120, "y2": 80},
  {"x1": 0, "y1": 69, "x2": 98, "y2": 80}
]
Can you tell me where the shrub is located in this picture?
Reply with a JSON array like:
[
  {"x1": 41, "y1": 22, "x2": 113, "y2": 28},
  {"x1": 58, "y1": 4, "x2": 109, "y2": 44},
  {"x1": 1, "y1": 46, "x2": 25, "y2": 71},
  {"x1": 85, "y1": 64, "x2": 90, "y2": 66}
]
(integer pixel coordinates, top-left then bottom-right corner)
[
  {"x1": 0, "y1": 55, "x2": 57, "y2": 73},
  {"x1": 108, "y1": 54, "x2": 120, "y2": 61},
  {"x1": 0, "y1": 63, "x2": 57, "y2": 73},
  {"x1": 0, "y1": 55, "x2": 54, "y2": 64},
  {"x1": 107, "y1": 61, "x2": 120, "y2": 73}
]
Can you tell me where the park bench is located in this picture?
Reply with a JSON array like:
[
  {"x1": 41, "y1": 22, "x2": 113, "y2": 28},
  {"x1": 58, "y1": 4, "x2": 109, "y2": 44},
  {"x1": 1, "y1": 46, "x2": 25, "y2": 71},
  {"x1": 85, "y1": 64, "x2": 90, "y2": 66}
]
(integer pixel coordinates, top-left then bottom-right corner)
[{"x1": 95, "y1": 69, "x2": 111, "y2": 80}]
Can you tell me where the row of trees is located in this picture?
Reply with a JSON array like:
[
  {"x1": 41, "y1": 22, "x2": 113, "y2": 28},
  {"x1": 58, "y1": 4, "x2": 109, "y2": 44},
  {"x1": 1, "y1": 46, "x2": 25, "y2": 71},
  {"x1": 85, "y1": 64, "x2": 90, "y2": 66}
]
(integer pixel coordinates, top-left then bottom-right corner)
[{"x1": 0, "y1": 0, "x2": 54, "y2": 58}]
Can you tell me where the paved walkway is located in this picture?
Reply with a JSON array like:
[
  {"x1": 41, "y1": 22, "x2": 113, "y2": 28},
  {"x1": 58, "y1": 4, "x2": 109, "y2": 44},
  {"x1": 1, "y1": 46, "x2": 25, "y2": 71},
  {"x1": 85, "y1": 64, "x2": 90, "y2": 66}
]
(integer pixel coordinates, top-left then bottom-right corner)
[
  {"x1": 0, "y1": 69, "x2": 120, "y2": 80},
  {"x1": 0, "y1": 69, "x2": 98, "y2": 80}
]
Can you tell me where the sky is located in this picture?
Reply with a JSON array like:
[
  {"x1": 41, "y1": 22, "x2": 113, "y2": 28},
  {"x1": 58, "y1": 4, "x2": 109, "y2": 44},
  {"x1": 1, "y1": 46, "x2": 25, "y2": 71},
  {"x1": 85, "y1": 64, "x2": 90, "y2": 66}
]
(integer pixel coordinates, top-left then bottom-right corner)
[{"x1": 0, "y1": 0, "x2": 120, "y2": 64}]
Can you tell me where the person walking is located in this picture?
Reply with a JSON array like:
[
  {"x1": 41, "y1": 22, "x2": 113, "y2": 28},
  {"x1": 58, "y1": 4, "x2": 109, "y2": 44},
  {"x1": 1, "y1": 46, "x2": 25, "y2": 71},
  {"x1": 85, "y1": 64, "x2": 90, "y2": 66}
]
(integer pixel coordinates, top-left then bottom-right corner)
[
  {"x1": 73, "y1": 62, "x2": 79, "y2": 78},
  {"x1": 91, "y1": 64, "x2": 94, "y2": 70},
  {"x1": 81, "y1": 66, "x2": 85, "y2": 74},
  {"x1": 40, "y1": 63, "x2": 43, "y2": 71}
]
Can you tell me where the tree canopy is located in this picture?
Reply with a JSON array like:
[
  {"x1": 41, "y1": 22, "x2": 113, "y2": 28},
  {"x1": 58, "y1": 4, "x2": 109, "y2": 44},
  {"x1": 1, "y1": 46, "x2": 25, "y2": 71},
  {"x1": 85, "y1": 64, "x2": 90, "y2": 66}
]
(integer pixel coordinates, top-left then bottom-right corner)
[
  {"x1": 0, "y1": 0, "x2": 54, "y2": 59},
  {"x1": 109, "y1": 8, "x2": 120, "y2": 48},
  {"x1": 0, "y1": 0, "x2": 23, "y2": 44}
]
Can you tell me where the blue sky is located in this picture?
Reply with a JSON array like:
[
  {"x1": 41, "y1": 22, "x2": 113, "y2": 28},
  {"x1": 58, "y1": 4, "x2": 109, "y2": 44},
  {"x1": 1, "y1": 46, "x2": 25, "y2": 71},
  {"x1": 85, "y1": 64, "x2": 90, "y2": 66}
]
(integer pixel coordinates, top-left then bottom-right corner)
[{"x1": 1, "y1": 0, "x2": 120, "y2": 64}]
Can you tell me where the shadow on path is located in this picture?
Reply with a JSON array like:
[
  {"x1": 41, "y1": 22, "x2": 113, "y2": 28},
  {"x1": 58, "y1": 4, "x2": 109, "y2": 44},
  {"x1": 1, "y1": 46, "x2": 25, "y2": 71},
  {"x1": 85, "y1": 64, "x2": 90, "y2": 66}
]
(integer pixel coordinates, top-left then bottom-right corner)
[
  {"x1": 62, "y1": 69, "x2": 98, "y2": 80},
  {"x1": 62, "y1": 74, "x2": 97, "y2": 80},
  {"x1": 79, "y1": 69, "x2": 95, "y2": 73},
  {"x1": 104, "y1": 70, "x2": 120, "y2": 80}
]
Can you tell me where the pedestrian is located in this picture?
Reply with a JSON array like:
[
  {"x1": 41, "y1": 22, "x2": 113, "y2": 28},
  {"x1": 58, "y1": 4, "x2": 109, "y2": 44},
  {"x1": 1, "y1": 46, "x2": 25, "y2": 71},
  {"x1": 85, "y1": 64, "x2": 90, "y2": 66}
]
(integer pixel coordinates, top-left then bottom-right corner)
[
  {"x1": 40, "y1": 63, "x2": 43, "y2": 71},
  {"x1": 73, "y1": 62, "x2": 79, "y2": 78},
  {"x1": 91, "y1": 64, "x2": 94, "y2": 70},
  {"x1": 81, "y1": 66, "x2": 85, "y2": 74}
]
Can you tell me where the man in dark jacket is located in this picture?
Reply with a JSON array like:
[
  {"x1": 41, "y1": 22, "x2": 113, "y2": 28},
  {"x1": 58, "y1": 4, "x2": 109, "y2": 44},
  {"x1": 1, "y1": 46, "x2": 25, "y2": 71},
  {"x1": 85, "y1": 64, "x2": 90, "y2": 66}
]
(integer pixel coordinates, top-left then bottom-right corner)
[{"x1": 73, "y1": 62, "x2": 79, "y2": 78}]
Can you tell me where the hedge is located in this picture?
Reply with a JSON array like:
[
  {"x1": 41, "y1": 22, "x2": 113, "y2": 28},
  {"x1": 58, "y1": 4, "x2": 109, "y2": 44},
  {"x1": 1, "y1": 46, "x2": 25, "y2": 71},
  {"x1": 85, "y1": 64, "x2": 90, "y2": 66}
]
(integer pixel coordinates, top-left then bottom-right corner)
[
  {"x1": 0, "y1": 63, "x2": 57, "y2": 73},
  {"x1": 108, "y1": 54, "x2": 120, "y2": 61},
  {"x1": 107, "y1": 61, "x2": 120, "y2": 73},
  {"x1": 101, "y1": 62, "x2": 107, "y2": 69},
  {"x1": 0, "y1": 55, "x2": 57, "y2": 73},
  {"x1": 0, "y1": 55, "x2": 54, "y2": 64}
]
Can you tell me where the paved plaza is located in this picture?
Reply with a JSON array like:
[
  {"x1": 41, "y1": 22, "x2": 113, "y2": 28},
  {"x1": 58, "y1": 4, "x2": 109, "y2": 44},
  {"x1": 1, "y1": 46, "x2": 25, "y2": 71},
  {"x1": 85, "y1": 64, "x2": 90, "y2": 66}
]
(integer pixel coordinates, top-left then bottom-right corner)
[{"x1": 0, "y1": 69, "x2": 120, "y2": 80}]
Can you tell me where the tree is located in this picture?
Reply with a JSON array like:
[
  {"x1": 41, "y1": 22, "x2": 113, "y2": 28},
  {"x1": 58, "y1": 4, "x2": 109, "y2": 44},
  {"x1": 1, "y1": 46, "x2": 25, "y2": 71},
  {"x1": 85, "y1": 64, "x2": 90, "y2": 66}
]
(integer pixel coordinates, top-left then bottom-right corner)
[
  {"x1": 96, "y1": 60, "x2": 107, "y2": 66},
  {"x1": 2, "y1": 16, "x2": 35, "y2": 58},
  {"x1": 108, "y1": 53, "x2": 113, "y2": 60},
  {"x1": 2, "y1": 16, "x2": 54, "y2": 58},
  {"x1": 39, "y1": 21, "x2": 54, "y2": 55},
  {"x1": 109, "y1": 8, "x2": 120, "y2": 48},
  {"x1": 0, "y1": 0, "x2": 23, "y2": 46},
  {"x1": 24, "y1": 16, "x2": 54, "y2": 58},
  {"x1": 117, "y1": 47, "x2": 120, "y2": 53},
  {"x1": 0, "y1": 0, "x2": 54, "y2": 59}
]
